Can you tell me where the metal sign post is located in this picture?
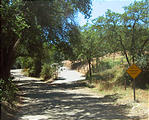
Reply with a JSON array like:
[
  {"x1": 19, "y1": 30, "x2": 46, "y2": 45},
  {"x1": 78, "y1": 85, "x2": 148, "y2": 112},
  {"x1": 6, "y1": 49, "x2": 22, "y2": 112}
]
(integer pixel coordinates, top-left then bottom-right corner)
[
  {"x1": 133, "y1": 78, "x2": 136, "y2": 101},
  {"x1": 126, "y1": 64, "x2": 142, "y2": 101}
]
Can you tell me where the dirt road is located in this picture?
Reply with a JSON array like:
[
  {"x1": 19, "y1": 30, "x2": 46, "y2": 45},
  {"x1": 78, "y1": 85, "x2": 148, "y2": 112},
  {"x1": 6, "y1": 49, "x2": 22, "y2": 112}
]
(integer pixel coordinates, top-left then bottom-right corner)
[
  {"x1": 52, "y1": 67, "x2": 85, "y2": 84},
  {"x1": 11, "y1": 69, "x2": 144, "y2": 120}
]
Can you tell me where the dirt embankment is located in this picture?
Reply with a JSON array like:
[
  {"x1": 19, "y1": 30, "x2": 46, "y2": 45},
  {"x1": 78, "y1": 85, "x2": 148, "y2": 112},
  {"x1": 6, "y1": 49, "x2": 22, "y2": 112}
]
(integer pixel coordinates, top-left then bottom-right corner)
[
  {"x1": 63, "y1": 52, "x2": 124, "y2": 75},
  {"x1": 63, "y1": 60, "x2": 88, "y2": 75}
]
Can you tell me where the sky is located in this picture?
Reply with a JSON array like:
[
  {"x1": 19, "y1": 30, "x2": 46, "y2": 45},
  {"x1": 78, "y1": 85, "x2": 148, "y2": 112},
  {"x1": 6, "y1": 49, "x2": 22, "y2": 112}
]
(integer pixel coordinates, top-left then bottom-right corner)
[{"x1": 77, "y1": 0, "x2": 142, "y2": 26}]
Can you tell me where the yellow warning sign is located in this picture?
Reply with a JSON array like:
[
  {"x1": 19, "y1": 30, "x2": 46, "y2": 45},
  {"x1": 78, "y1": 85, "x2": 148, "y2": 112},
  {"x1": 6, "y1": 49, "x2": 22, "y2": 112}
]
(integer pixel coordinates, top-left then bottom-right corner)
[{"x1": 126, "y1": 64, "x2": 142, "y2": 79}]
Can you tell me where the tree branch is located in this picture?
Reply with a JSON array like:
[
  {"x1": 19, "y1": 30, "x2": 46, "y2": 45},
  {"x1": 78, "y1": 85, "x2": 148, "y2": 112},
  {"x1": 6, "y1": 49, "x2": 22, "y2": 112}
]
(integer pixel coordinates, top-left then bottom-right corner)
[
  {"x1": 118, "y1": 35, "x2": 131, "y2": 66},
  {"x1": 13, "y1": 39, "x2": 20, "y2": 52},
  {"x1": 140, "y1": 38, "x2": 149, "y2": 54}
]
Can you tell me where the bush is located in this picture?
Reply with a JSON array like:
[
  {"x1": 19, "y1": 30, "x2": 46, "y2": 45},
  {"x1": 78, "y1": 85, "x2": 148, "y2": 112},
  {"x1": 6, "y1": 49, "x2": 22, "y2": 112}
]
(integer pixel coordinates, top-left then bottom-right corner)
[
  {"x1": 136, "y1": 54, "x2": 149, "y2": 71},
  {"x1": 28, "y1": 66, "x2": 36, "y2": 76},
  {"x1": 22, "y1": 67, "x2": 36, "y2": 77},
  {"x1": 95, "y1": 61, "x2": 111, "y2": 72},
  {"x1": 40, "y1": 63, "x2": 56, "y2": 80},
  {"x1": 135, "y1": 54, "x2": 149, "y2": 89},
  {"x1": 15, "y1": 57, "x2": 34, "y2": 69},
  {"x1": 0, "y1": 78, "x2": 18, "y2": 103}
]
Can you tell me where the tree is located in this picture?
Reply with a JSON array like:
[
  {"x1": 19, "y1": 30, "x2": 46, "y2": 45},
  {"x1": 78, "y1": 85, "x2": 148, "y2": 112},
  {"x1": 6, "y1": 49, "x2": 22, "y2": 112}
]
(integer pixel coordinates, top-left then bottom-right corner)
[
  {"x1": 75, "y1": 23, "x2": 104, "y2": 83},
  {"x1": 0, "y1": 0, "x2": 29, "y2": 81},
  {"x1": 93, "y1": 0, "x2": 149, "y2": 88},
  {"x1": 122, "y1": 0, "x2": 149, "y2": 65},
  {"x1": 0, "y1": 0, "x2": 92, "y2": 80},
  {"x1": 94, "y1": 0, "x2": 149, "y2": 66},
  {"x1": 20, "y1": 0, "x2": 92, "y2": 76}
]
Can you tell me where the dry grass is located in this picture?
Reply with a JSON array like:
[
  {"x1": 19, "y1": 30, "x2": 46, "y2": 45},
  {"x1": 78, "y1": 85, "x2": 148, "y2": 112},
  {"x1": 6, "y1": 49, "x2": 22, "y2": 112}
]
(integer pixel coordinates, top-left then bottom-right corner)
[
  {"x1": 92, "y1": 85, "x2": 149, "y2": 103},
  {"x1": 64, "y1": 53, "x2": 149, "y2": 119},
  {"x1": 88, "y1": 85, "x2": 149, "y2": 119}
]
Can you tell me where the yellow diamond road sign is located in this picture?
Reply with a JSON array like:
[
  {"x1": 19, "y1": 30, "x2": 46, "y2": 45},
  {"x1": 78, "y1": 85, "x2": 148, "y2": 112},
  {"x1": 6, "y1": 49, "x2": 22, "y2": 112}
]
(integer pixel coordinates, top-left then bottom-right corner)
[{"x1": 126, "y1": 64, "x2": 142, "y2": 79}]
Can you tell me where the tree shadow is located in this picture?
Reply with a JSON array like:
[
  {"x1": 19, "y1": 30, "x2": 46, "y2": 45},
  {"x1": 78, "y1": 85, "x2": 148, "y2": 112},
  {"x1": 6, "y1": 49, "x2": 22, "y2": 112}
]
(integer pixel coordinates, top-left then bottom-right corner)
[
  {"x1": 54, "y1": 77, "x2": 66, "y2": 80},
  {"x1": 14, "y1": 78, "x2": 142, "y2": 120}
]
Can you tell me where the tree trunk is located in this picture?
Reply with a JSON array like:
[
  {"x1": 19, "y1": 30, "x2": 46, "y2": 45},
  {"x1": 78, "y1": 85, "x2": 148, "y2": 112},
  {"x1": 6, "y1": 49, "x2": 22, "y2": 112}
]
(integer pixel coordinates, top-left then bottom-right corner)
[
  {"x1": 119, "y1": 35, "x2": 131, "y2": 66},
  {"x1": 0, "y1": 39, "x2": 20, "y2": 81},
  {"x1": 34, "y1": 57, "x2": 42, "y2": 77},
  {"x1": 0, "y1": 47, "x2": 16, "y2": 83}
]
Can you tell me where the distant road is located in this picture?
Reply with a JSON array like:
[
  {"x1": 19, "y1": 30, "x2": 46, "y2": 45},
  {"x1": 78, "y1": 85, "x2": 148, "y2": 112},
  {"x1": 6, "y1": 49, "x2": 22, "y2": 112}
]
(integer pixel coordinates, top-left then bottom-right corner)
[{"x1": 52, "y1": 67, "x2": 85, "y2": 84}]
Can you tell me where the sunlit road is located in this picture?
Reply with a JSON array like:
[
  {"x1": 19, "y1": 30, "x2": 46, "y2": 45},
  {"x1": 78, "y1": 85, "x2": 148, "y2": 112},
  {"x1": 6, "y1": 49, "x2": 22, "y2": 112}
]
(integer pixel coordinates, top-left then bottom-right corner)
[
  {"x1": 52, "y1": 67, "x2": 85, "y2": 84},
  {"x1": 10, "y1": 68, "x2": 137, "y2": 120}
]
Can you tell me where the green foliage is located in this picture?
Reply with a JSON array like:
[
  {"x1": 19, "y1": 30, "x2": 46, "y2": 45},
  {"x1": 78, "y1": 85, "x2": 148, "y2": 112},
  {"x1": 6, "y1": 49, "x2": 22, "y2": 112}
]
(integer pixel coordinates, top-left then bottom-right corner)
[
  {"x1": 85, "y1": 0, "x2": 149, "y2": 72},
  {"x1": 136, "y1": 54, "x2": 149, "y2": 71},
  {"x1": 1, "y1": 0, "x2": 29, "y2": 40},
  {"x1": 0, "y1": 78, "x2": 18, "y2": 103},
  {"x1": 40, "y1": 63, "x2": 56, "y2": 80},
  {"x1": 0, "y1": 0, "x2": 29, "y2": 80},
  {"x1": 1, "y1": 0, "x2": 92, "y2": 80},
  {"x1": 20, "y1": 0, "x2": 92, "y2": 60},
  {"x1": 16, "y1": 57, "x2": 34, "y2": 69},
  {"x1": 27, "y1": 66, "x2": 36, "y2": 77},
  {"x1": 96, "y1": 61, "x2": 112, "y2": 71},
  {"x1": 97, "y1": 59, "x2": 121, "y2": 71},
  {"x1": 79, "y1": 24, "x2": 104, "y2": 61},
  {"x1": 91, "y1": 0, "x2": 149, "y2": 66}
]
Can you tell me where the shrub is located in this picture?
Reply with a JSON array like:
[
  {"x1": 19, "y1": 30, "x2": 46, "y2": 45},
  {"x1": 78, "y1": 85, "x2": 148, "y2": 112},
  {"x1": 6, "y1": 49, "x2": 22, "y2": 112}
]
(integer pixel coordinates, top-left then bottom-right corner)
[
  {"x1": 40, "y1": 63, "x2": 56, "y2": 80},
  {"x1": 22, "y1": 67, "x2": 36, "y2": 77},
  {"x1": 135, "y1": 54, "x2": 149, "y2": 89},
  {"x1": 15, "y1": 57, "x2": 34, "y2": 69},
  {"x1": 95, "y1": 61, "x2": 111, "y2": 72},
  {"x1": 136, "y1": 54, "x2": 149, "y2": 71},
  {"x1": 28, "y1": 66, "x2": 36, "y2": 77}
]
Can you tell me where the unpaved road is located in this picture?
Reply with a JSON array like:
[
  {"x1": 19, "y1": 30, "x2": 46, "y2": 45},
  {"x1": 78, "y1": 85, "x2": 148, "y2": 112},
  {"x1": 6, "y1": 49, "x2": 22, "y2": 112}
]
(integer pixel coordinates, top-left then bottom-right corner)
[
  {"x1": 52, "y1": 67, "x2": 85, "y2": 84},
  {"x1": 10, "y1": 68, "x2": 144, "y2": 120}
]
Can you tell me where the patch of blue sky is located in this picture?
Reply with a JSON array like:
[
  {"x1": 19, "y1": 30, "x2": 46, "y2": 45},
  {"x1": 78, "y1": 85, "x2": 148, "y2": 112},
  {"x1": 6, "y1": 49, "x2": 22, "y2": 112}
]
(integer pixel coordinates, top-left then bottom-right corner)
[{"x1": 77, "y1": 0, "x2": 142, "y2": 26}]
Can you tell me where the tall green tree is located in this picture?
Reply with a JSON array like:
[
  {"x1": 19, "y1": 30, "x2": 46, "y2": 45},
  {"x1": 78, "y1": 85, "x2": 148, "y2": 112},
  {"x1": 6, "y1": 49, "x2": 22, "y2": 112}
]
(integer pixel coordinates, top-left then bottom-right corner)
[
  {"x1": 122, "y1": 0, "x2": 149, "y2": 65},
  {"x1": 0, "y1": 0, "x2": 29, "y2": 81},
  {"x1": 76, "y1": 23, "x2": 105, "y2": 82},
  {"x1": 0, "y1": 0, "x2": 92, "y2": 80},
  {"x1": 94, "y1": 0, "x2": 149, "y2": 66}
]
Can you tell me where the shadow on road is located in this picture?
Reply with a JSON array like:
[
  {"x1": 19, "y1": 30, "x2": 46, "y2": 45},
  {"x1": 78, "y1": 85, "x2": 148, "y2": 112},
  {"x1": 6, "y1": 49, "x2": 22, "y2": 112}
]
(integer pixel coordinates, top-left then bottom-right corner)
[
  {"x1": 54, "y1": 77, "x2": 66, "y2": 80},
  {"x1": 14, "y1": 78, "x2": 141, "y2": 120}
]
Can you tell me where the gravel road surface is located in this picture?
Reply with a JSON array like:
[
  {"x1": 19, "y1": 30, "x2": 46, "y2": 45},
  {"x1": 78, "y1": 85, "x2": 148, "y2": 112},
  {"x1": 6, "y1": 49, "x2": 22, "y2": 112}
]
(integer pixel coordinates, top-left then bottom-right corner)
[{"x1": 10, "y1": 68, "x2": 143, "y2": 120}]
